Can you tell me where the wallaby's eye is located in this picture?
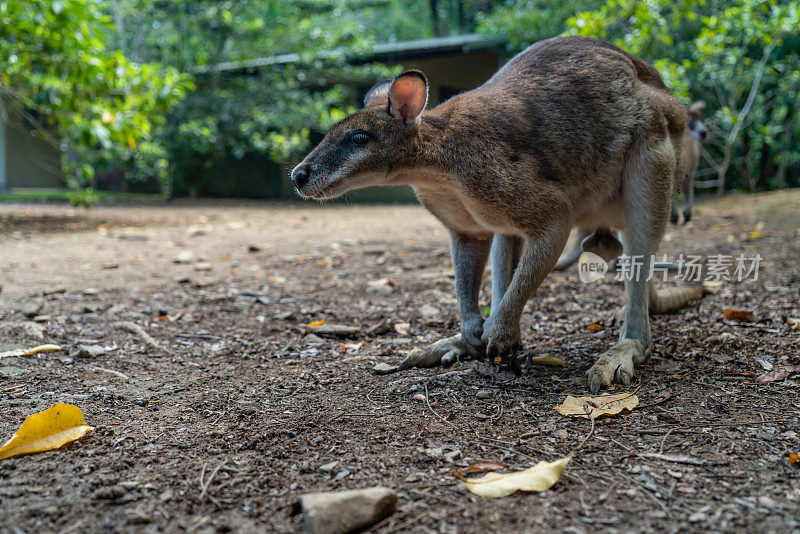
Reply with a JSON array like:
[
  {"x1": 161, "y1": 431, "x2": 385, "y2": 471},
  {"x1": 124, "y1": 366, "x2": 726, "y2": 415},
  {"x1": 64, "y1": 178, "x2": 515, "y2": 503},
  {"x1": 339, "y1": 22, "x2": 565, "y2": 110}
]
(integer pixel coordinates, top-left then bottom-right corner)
[{"x1": 349, "y1": 130, "x2": 370, "y2": 145}]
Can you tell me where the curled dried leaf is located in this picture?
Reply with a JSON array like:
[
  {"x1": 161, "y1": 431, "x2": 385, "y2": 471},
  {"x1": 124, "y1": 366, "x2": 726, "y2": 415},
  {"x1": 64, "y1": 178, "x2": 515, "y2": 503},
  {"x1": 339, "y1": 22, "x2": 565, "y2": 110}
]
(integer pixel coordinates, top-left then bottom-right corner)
[
  {"x1": 0, "y1": 344, "x2": 63, "y2": 359},
  {"x1": 722, "y1": 309, "x2": 755, "y2": 322},
  {"x1": 0, "y1": 404, "x2": 93, "y2": 460},
  {"x1": 528, "y1": 354, "x2": 568, "y2": 366},
  {"x1": 450, "y1": 461, "x2": 506, "y2": 481},
  {"x1": 555, "y1": 390, "x2": 639, "y2": 419},
  {"x1": 461, "y1": 456, "x2": 571, "y2": 498}
]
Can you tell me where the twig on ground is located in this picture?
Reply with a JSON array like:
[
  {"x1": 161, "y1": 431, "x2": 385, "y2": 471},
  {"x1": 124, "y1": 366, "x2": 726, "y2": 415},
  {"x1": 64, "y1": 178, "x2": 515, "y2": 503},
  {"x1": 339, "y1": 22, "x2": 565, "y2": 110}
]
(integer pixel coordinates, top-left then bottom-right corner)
[
  {"x1": 115, "y1": 321, "x2": 161, "y2": 350},
  {"x1": 573, "y1": 405, "x2": 596, "y2": 452},
  {"x1": 89, "y1": 366, "x2": 130, "y2": 381},
  {"x1": 659, "y1": 429, "x2": 675, "y2": 454},
  {"x1": 424, "y1": 383, "x2": 456, "y2": 428},
  {"x1": 198, "y1": 461, "x2": 226, "y2": 504}
]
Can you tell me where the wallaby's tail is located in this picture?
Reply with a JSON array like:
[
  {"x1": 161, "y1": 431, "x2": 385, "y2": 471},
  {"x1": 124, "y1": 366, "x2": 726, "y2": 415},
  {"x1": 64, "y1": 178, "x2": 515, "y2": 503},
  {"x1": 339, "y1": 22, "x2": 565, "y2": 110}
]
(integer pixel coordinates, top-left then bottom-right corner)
[{"x1": 648, "y1": 282, "x2": 706, "y2": 314}]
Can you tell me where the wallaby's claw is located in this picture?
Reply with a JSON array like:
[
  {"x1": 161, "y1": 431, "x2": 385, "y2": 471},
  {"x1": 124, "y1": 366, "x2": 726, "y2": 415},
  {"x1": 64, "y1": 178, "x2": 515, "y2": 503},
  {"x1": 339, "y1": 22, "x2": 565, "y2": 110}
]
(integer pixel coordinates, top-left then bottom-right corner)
[
  {"x1": 397, "y1": 334, "x2": 467, "y2": 370},
  {"x1": 586, "y1": 339, "x2": 646, "y2": 392}
]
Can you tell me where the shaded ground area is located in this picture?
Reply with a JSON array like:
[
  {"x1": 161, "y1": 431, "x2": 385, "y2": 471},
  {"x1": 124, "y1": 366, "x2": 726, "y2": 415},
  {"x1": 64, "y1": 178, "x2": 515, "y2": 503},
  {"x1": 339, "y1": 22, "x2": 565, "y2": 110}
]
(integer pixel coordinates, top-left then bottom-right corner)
[{"x1": 1, "y1": 191, "x2": 799, "y2": 533}]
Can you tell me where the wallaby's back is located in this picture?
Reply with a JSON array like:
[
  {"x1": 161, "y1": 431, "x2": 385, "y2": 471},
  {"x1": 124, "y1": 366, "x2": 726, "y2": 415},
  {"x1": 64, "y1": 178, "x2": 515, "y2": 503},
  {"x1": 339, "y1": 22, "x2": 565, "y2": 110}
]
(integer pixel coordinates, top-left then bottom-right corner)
[{"x1": 436, "y1": 36, "x2": 685, "y2": 197}]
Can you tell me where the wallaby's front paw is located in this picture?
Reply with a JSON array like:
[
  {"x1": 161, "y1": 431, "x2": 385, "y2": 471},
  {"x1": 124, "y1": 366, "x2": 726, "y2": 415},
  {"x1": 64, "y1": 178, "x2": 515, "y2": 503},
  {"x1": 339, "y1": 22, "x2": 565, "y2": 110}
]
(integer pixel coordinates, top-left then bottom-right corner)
[
  {"x1": 398, "y1": 334, "x2": 467, "y2": 370},
  {"x1": 683, "y1": 209, "x2": 692, "y2": 224},
  {"x1": 481, "y1": 316, "x2": 521, "y2": 364},
  {"x1": 461, "y1": 318, "x2": 486, "y2": 359},
  {"x1": 669, "y1": 209, "x2": 679, "y2": 225},
  {"x1": 586, "y1": 339, "x2": 649, "y2": 393}
]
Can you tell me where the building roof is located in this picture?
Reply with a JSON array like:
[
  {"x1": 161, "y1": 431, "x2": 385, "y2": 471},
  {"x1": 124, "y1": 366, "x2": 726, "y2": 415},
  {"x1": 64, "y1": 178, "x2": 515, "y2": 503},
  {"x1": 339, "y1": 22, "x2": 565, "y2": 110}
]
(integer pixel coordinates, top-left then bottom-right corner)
[{"x1": 194, "y1": 33, "x2": 506, "y2": 74}]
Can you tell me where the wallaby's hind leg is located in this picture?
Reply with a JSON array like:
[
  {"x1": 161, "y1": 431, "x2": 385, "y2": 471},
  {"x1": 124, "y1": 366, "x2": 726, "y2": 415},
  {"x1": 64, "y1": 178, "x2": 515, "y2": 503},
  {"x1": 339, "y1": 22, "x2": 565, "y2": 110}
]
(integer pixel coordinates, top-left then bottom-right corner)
[{"x1": 587, "y1": 141, "x2": 674, "y2": 393}]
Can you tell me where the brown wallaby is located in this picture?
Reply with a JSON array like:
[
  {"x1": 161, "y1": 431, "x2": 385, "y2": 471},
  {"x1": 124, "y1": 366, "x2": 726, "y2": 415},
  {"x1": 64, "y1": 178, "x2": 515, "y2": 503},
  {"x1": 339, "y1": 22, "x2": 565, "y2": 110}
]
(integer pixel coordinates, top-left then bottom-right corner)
[
  {"x1": 671, "y1": 100, "x2": 707, "y2": 225},
  {"x1": 555, "y1": 100, "x2": 708, "y2": 271},
  {"x1": 292, "y1": 36, "x2": 705, "y2": 392}
]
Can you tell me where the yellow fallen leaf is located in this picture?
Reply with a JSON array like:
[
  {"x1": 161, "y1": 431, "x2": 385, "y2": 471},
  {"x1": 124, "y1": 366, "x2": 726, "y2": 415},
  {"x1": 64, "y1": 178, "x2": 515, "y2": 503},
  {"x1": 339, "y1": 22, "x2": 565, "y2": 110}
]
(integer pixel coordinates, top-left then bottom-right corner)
[
  {"x1": 555, "y1": 390, "x2": 639, "y2": 419},
  {"x1": 461, "y1": 455, "x2": 571, "y2": 497},
  {"x1": 529, "y1": 353, "x2": 567, "y2": 366},
  {"x1": 0, "y1": 344, "x2": 63, "y2": 359},
  {"x1": 308, "y1": 320, "x2": 325, "y2": 327},
  {"x1": 0, "y1": 404, "x2": 93, "y2": 460}
]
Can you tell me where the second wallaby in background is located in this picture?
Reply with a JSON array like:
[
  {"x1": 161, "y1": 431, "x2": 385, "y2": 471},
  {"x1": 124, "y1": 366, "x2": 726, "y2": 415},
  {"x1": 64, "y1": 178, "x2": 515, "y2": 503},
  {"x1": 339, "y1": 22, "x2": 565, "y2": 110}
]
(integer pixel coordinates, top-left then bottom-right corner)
[{"x1": 291, "y1": 36, "x2": 704, "y2": 392}]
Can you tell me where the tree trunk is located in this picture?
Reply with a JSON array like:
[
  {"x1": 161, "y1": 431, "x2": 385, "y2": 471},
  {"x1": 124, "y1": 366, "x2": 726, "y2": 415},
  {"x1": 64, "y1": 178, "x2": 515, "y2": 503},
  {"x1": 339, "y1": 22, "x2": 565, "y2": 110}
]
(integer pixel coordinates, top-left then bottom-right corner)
[
  {"x1": 429, "y1": 0, "x2": 442, "y2": 37},
  {"x1": 457, "y1": 0, "x2": 465, "y2": 31},
  {"x1": 776, "y1": 82, "x2": 798, "y2": 188}
]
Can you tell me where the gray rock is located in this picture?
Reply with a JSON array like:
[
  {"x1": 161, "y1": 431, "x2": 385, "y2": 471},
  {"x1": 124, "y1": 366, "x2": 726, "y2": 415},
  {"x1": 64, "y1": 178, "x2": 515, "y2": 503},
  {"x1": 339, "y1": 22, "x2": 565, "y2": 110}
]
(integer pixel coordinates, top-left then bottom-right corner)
[
  {"x1": 0, "y1": 366, "x2": 27, "y2": 378},
  {"x1": 22, "y1": 298, "x2": 44, "y2": 318},
  {"x1": 319, "y1": 461, "x2": 340, "y2": 473},
  {"x1": 300, "y1": 486, "x2": 397, "y2": 534},
  {"x1": 22, "y1": 322, "x2": 45, "y2": 340},
  {"x1": 303, "y1": 333, "x2": 325, "y2": 345},
  {"x1": 476, "y1": 389, "x2": 492, "y2": 400},
  {"x1": 194, "y1": 262, "x2": 213, "y2": 272},
  {"x1": 173, "y1": 250, "x2": 194, "y2": 264},
  {"x1": 77, "y1": 344, "x2": 107, "y2": 358},
  {"x1": 373, "y1": 362, "x2": 398, "y2": 375}
]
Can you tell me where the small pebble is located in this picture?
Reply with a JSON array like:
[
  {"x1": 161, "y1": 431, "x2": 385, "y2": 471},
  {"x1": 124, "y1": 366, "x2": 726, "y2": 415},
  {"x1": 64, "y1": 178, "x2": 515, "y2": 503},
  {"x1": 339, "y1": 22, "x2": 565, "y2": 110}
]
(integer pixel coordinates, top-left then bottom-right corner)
[
  {"x1": 373, "y1": 362, "x2": 398, "y2": 375},
  {"x1": 476, "y1": 389, "x2": 492, "y2": 400}
]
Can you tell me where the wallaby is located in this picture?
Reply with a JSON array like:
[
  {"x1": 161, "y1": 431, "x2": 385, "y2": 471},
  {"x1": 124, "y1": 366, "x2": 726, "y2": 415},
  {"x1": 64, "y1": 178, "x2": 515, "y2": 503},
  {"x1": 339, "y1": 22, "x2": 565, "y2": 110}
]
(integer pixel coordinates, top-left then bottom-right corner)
[
  {"x1": 555, "y1": 100, "x2": 708, "y2": 271},
  {"x1": 671, "y1": 101, "x2": 707, "y2": 225},
  {"x1": 291, "y1": 36, "x2": 704, "y2": 392}
]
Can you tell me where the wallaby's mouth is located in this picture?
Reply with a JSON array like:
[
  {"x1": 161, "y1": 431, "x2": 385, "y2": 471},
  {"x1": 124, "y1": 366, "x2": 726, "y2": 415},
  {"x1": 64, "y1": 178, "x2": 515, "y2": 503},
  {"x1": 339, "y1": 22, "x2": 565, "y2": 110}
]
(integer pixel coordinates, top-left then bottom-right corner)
[{"x1": 296, "y1": 174, "x2": 347, "y2": 201}]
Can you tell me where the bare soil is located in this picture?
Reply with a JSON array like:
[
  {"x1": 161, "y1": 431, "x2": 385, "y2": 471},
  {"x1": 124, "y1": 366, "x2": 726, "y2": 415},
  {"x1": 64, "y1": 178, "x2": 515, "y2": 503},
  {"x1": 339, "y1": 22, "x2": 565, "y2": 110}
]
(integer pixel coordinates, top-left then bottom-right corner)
[{"x1": 1, "y1": 191, "x2": 799, "y2": 533}]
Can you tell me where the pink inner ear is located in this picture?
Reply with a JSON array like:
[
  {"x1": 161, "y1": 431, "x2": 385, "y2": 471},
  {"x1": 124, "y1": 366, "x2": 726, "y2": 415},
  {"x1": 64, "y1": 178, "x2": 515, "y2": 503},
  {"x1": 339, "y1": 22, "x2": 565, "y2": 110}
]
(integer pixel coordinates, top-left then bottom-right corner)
[{"x1": 391, "y1": 77, "x2": 426, "y2": 121}]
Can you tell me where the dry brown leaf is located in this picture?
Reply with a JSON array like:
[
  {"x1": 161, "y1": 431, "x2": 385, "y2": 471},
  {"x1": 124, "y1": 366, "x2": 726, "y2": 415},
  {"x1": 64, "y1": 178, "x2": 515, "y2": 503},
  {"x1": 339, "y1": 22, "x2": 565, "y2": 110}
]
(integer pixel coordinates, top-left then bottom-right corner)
[
  {"x1": 450, "y1": 461, "x2": 506, "y2": 480},
  {"x1": 555, "y1": 390, "x2": 639, "y2": 419},
  {"x1": 789, "y1": 452, "x2": 799, "y2": 466},
  {"x1": 0, "y1": 404, "x2": 93, "y2": 460},
  {"x1": 587, "y1": 321, "x2": 605, "y2": 332},
  {"x1": 787, "y1": 317, "x2": 800, "y2": 331},
  {"x1": 528, "y1": 354, "x2": 567, "y2": 366},
  {"x1": 757, "y1": 363, "x2": 800, "y2": 383},
  {"x1": 722, "y1": 309, "x2": 755, "y2": 322},
  {"x1": 461, "y1": 455, "x2": 571, "y2": 497},
  {"x1": 0, "y1": 344, "x2": 63, "y2": 359}
]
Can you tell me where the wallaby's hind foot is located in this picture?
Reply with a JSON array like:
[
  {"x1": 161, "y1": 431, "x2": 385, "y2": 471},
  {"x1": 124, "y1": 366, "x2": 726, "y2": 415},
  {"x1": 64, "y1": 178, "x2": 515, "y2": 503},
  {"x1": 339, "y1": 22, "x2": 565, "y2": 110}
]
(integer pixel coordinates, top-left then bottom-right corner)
[
  {"x1": 398, "y1": 334, "x2": 467, "y2": 370},
  {"x1": 586, "y1": 339, "x2": 650, "y2": 393}
]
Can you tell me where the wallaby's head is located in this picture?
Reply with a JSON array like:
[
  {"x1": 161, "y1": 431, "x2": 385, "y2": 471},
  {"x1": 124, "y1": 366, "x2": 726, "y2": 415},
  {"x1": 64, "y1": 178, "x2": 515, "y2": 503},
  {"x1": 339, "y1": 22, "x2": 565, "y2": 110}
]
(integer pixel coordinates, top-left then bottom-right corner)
[
  {"x1": 291, "y1": 70, "x2": 429, "y2": 199},
  {"x1": 687, "y1": 101, "x2": 707, "y2": 141}
]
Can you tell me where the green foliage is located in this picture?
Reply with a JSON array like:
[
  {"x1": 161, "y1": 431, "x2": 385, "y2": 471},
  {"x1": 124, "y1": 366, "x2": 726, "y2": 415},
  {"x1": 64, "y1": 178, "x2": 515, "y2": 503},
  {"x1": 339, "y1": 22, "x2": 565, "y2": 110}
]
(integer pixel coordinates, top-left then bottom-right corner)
[
  {"x1": 0, "y1": 0, "x2": 192, "y2": 200},
  {"x1": 479, "y1": 0, "x2": 800, "y2": 192}
]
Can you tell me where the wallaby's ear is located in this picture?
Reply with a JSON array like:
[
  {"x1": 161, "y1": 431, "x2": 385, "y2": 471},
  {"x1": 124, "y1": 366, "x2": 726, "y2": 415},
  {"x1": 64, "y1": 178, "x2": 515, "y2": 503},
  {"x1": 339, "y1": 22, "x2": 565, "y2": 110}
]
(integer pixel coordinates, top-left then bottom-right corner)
[
  {"x1": 689, "y1": 100, "x2": 706, "y2": 117},
  {"x1": 389, "y1": 70, "x2": 428, "y2": 124},
  {"x1": 364, "y1": 79, "x2": 392, "y2": 108}
]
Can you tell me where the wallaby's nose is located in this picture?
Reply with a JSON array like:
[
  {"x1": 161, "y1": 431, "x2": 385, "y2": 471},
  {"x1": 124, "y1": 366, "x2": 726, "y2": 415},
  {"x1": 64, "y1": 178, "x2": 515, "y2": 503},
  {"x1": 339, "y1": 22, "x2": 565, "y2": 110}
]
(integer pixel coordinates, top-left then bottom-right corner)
[
  {"x1": 291, "y1": 163, "x2": 311, "y2": 189},
  {"x1": 700, "y1": 129, "x2": 707, "y2": 139}
]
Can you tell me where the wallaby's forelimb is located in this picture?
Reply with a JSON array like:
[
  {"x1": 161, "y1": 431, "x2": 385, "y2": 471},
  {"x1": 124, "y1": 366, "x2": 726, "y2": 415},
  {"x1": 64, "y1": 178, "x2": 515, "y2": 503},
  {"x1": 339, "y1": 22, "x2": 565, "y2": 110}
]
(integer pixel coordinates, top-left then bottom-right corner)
[
  {"x1": 490, "y1": 234, "x2": 523, "y2": 312},
  {"x1": 483, "y1": 223, "x2": 570, "y2": 363},
  {"x1": 451, "y1": 231, "x2": 492, "y2": 358}
]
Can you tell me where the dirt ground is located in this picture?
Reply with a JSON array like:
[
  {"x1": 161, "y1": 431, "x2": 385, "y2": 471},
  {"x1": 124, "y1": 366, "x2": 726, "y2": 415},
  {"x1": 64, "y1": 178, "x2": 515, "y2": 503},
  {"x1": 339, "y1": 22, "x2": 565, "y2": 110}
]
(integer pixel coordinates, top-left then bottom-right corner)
[{"x1": 1, "y1": 190, "x2": 799, "y2": 533}]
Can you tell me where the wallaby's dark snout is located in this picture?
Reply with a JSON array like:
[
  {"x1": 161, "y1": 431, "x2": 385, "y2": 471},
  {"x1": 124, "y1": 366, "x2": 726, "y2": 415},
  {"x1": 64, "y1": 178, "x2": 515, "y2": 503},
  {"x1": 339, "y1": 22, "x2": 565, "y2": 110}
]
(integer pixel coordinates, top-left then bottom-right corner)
[{"x1": 291, "y1": 162, "x2": 311, "y2": 191}]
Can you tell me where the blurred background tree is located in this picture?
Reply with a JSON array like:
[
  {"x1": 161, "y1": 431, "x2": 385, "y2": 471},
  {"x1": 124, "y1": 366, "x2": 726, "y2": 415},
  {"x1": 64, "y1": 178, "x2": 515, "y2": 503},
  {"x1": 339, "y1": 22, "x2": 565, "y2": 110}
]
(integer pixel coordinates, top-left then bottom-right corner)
[
  {"x1": 1, "y1": 0, "x2": 797, "y2": 200},
  {"x1": 0, "y1": 0, "x2": 191, "y2": 204}
]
